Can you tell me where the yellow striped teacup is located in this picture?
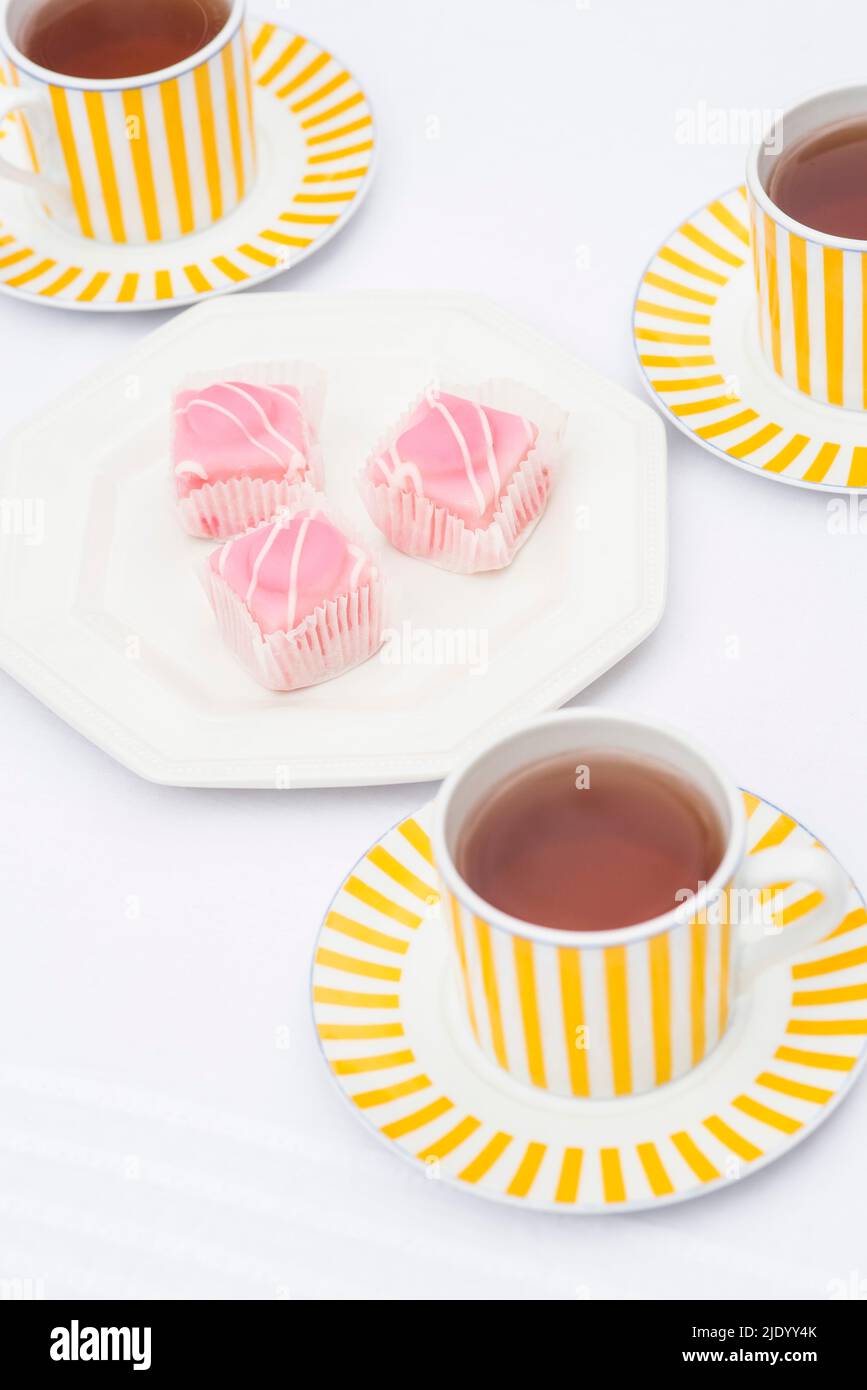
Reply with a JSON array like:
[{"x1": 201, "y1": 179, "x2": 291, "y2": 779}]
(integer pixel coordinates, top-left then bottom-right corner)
[
  {"x1": 747, "y1": 88, "x2": 867, "y2": 409},
  {"x1": 0, "y1": 0, "x2": 255, "y2": 244},
  {"x1": 432, "y1": 712, "x2": 849, "y2": 1100}
]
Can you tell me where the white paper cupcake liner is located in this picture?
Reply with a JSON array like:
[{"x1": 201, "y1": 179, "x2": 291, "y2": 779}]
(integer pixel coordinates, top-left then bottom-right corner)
[
  {"x1": 177, "y1": 475, "x2": 323, "y2": 540},
  {"x1": 183, "y1": 477, "x2": 326, "y2": 544},
  {"x1": 357, "y1": 378, "x2": 568, "y2": 573},
  {"x1": 172, "y1": 360, "x2": 327, "y2": 540},
  {"x1": 202, "y1": 567, "x2": 385, "y2": 692}
]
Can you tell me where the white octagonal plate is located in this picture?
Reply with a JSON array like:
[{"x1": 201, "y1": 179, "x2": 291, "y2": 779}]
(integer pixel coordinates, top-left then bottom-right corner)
[{"x1": 0, "y1": 292, "x2": 666, "y2": 787}]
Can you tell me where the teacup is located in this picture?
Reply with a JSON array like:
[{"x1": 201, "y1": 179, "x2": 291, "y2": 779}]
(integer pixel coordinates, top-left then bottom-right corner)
[
  {"x1": 747, "y1": 86, "x2": 867, "y2": 410},
  {"x1": 0, "y1": 0, "x2": 255, "y2": 243},
  {"x1": 431, "y1": 710, "x2": 849, "y2": 1100}
]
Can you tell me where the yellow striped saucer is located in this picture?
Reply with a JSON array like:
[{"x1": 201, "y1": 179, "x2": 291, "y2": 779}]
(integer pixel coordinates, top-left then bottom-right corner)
[
  {"x1": 312, "y1": 792, "x2": 867, "y2": 1213},
  {"x1": 0, "y1": 21, "x2": 374, "y2": 311},
  {"x1": 633, "y1": 187, "x2": 867, "y2": 493}
]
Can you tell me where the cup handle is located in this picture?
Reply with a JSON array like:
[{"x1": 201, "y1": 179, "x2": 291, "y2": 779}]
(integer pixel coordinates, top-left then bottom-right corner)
[
  {"x1": 0, "y1": 86, "x2": 65, "y2": 202},
  {"x1": 734, "y1": 843, "x2": 849, "y2": 993}
]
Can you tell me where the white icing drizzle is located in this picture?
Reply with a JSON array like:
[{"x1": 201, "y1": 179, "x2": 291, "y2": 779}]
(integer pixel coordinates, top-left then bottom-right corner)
[
  {"x1": 175, "y1": 459, "x2": 209, "y2": 480},
  {"x1": 372, "y1": 443, "x2": 425, "y2": 495},
  {"x1": 286, "y1": 516, "x2": 314, "y2": 631},
  {"x1": 523, "y1": 416, "x2": 535, "y2": 447},
  {"x1": 268, "y1": 384, "x2": 305, "y2": 417},
  {"x1": 267, "y1": 385, "x2": 310, "y2": 449},
  {"x1": 220, "y1": 383, "x2": 306, "y2": 467},
  {"x1": 475, "y1": 404, "x2": 500, "y2": 494},
  {"x1": 175, "y1": 399, "x2": 286, "y2": 469},
  {"x1": 347, "y1": 543, "x2": 367, "y2": 589},
  {"x1": 244, "y1": 518, "x2": 284, "y2": 606},
  {"x1": 427, "y1": 388, "x2": 486, "y2": 516},
  {"x1": 218, "y1": 536, "x2": 234, "y2": 575},
  {"x1": 370, "y1": 451, "x2": 391, "y2": 481}
]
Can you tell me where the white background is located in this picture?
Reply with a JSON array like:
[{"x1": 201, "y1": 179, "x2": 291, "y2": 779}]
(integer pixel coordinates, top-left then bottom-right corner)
[{"x1": 1, "y1": 0, "x2": 866, "y2": 1301}]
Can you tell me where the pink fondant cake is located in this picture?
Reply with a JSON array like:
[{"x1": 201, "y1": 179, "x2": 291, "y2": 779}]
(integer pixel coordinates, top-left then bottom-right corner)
[
  {"x1": 357, "y1": 383, "x2": 566, "y2": 573},
  {"x1": 172, "y1": 367, "x2": 324, "y2": 539},
  {"x1": 202, "y1": 501, "x2": 383, "y2": 691}
]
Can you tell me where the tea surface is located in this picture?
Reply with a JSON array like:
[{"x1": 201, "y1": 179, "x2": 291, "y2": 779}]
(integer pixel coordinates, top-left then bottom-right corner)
[
  {"x1": 767, "y1": 116, "x2": 867, "y2": 239},
  {"x1": 17, "y1": 0, "x2": 231, "y2": 80},
  {"x1": 457, "y1": 751, "x2": 725, "y2": 932}
]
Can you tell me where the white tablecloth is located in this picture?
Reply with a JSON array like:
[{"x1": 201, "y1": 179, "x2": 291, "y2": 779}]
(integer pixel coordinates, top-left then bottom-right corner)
[{"x1": 1, "y1": 0, "x2": 865, "y2": 1299}]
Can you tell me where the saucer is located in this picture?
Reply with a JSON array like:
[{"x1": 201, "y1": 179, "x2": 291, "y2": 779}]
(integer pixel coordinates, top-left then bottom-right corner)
[
  {"x1": 0, "y1": 20, "x2": 375, "y2": 312},
  {"x1": 633, "y1": 187, "x2": 867, "y2": 493},
  {"x1": 312, "y1": 791, "x2": 867, "y2": 1212}
]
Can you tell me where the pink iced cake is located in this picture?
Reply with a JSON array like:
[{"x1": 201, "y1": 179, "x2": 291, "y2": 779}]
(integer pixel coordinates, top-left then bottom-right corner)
[
  {"x1": 172, "y1": 374, "x2": 323, "y2": 539},
  {"x1": 357, "y1": 384, "x2": 564, "y2": 573},
  {"x1": 203, "y1": 504, "x2": 383, "y2": 691}
]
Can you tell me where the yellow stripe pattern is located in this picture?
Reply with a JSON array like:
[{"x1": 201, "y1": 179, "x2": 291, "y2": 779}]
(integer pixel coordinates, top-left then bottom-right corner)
[
  {"x1": 637, "y1": 1142, "x2": 674, "y2": 1197},
  {"x1": 193, "y1": 61, "x2": 223, "y2": 224},
  {"x1": 1, "y1": 22, "x2": 374, "y2": 306},
  {"x1": 312, "y1": 800, "x2": 866, "y2": 1207},
  {"x1": 27, "y1": 27, "x2": 254, "y2": 244},
  {"x1": 554, "y1": 1148, "x2": 583, "y2": 1203},
  {"x1": 750, "y1": 191, "x2": 863, "y2": 410},
  {"x1": 122, "y1": 90, "x2": 162, "y2": 242},
  {"x1": 474, "y1": 917, "x2": 509, "y2": 1071},
  {"x1": 48, "y1": 86, "x2": 93, "y2": 239},
  {"x1": 635, "y1": 185, "x2": 867, "y2": 486},
  {"x1": 558, "y1": 947, "x2": 590, "y2": 1097},
  {"x1": 605, "y1": 946, "x2": 632, "y2": 1096},
  {"x1": 443, "y1": 791, "x2": 781, "y2": 1100},
  {"x1": 649, "y1": 933, "x2": 672, "y2": 1085},
  {"x1": 513, "y1": 936, "x2": 547, "y2": 1089},
  {"x1": 600, "y1": 1148, "x2": 626, "y2": 1202}
]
